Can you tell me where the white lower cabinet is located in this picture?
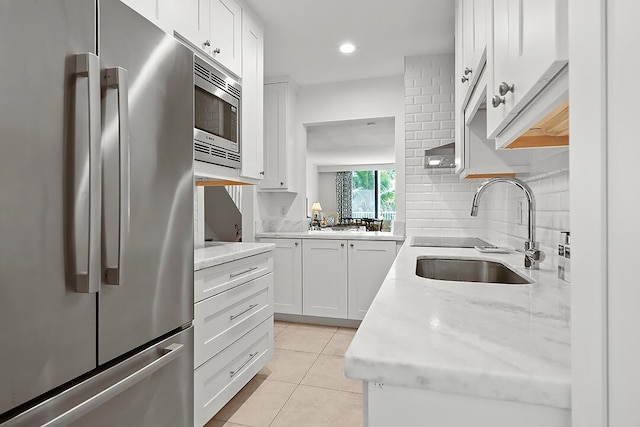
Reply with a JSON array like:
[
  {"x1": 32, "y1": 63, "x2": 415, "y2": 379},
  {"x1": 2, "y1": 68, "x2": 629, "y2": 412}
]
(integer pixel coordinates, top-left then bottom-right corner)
[
  {"x1": 347, "y1": 240, "x2": 396, "y2": 320},
  {"x1": 260, "y1": 238, "x2": 302, "y2": 315},
  {"x1": 302, "y1": 239, "x2": 349, "y2": 318},
  {"x1": 194, "y1": 318, "x2": 273, "y2": 427},
  {"x1": 193, "y1": 250, "x2": 274, "y2": 427},
  {"x1": 366, "y1": 382, "x2": 570, "y2": 427},
  {"x1": 288, "y1": 238, "x2": 397, "y2": 320}
]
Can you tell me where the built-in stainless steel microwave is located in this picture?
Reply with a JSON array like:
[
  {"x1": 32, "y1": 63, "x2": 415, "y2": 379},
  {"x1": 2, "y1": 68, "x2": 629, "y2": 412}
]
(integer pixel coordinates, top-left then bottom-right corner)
[{"x1": 194, "y1": 55, "x2": 241, "y2": 168}]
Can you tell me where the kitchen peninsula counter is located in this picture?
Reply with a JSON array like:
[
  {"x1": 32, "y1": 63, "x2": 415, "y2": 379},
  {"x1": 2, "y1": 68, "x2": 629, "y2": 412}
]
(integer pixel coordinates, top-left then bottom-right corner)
[
  {"x1": 344, "y1": 236, "x2": 571, "y2": 411},
  {"x1": 255, "y1": 231, "x2": 405, "y2": 241},
  {"x1": 194, "y1": 242, "x2": 275, "y2": 271}
]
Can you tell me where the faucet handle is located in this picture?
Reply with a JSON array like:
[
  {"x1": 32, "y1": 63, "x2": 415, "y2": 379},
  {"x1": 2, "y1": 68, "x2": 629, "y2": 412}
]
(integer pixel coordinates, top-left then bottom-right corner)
[{"x1": 524, "y1": 241, "x2": 545, "y2": 269}]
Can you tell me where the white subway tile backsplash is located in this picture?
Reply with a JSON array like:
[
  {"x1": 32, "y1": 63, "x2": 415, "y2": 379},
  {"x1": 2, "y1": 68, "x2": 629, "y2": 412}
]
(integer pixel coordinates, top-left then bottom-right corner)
[
  {"x1": 422, "y1": 86, "x2": 440, "y2": 95},
  {"x1": 406, "y1": 87, "x2": 421, "y2": 96},
  {"x1": 405, "y1": 55, "x2": 569, "y2": 268},
  {"x1": 421, "y1": 104, "x2": 441, "y2": 113}
]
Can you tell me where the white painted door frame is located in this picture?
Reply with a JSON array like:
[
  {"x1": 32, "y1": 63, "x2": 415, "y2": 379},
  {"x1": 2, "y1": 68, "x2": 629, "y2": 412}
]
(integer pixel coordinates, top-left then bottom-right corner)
[{"x1": 571, "y1": 0, "x2": 640, "y2": 426}]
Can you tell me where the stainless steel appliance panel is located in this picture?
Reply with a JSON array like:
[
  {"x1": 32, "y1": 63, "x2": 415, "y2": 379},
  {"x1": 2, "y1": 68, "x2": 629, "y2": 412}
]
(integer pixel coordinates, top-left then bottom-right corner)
[
  {"x1": 0, "y1": 0, "x2": 98, "y2": 414},
  {"x1": 0, "y1": 327, "x2": 193, "y2": 427},
  {"x1": 98, "y1": 0, "x2": 194, "y2": 364}
]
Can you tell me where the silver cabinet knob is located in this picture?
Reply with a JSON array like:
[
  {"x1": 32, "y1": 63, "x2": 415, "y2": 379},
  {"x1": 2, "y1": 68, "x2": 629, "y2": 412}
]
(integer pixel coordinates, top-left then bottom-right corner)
[
  {"x1": 259, "y1": 171, "x2": 264, "y2": 175},
  {"x1": 492, "y1": 95, "x2": 506, "y2": 108},
  {"x1": 203, "y1": 40, "x2": 211, "y2": 47},
  {"x1": 341, "y1": 243, "x2": 345, "y2": 247},
  {"x1": 294, "y1": 242, "x2": 299, "y2": 246},
  {"x1": 350, "y1": 243, "x2": 354, "y2": 247},
  {"x1": 461, "y1": 76, "x2": 469, "y2": 83},
  {"x1": 464, "y1": 67, "x2": 472, "y2": 75},
  {"x1": 280, "y1": 182, "x2": 284, "y2": 186},
  {"x1": 498, "y1": 82, "x2": 515, "y2": 96},
  {"x1": 213, "y1": 47, "x2": 221, "y2": 54}
]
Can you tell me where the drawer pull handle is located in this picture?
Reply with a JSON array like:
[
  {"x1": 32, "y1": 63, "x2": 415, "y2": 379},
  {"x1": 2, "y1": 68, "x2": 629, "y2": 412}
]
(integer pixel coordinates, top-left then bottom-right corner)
[
  {"x1": 230, "y1": 303, "x2": 259, "y2": 321},
  {"x1": 229, "y1": 266, "x2": 258, "y2": 278},
  {"x1": 230, "y1": 352, "x2": 258, "y2": 378}
]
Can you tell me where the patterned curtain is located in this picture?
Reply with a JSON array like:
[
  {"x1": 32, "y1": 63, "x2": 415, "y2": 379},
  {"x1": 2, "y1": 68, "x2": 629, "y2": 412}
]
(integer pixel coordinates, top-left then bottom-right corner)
[{"x1": 335, "y1": 172, "x2": 352, "y2": 220}]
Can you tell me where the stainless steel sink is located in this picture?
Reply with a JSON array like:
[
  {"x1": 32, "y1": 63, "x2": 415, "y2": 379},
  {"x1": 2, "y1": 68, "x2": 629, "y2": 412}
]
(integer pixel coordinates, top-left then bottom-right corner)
[{"x1": 415, "y1": 257, "x2": 533, "y2": 284}]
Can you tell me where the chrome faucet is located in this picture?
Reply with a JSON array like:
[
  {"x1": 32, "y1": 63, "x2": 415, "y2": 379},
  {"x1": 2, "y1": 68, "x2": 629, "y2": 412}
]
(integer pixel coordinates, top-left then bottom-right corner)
[{"x1": 470, "y1": 177, "x2": 545, "y2": 269}]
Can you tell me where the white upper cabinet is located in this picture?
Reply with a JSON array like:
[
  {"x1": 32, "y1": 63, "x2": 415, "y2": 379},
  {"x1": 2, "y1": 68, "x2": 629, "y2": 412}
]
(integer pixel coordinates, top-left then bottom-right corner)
[
  {"x1": 456, "y1": 0, "x2": 489, "y2": 173},
  {"x1": 158, "y1": 0, "x2": 210, "y2": 50},
  {"x1": 459, "y1": 0, "x2": 489, "y2": 98},
  {"x1": 240, "y1": 8, "x2": 264, "y2": 180},
  {"x1": 259, "y1": 81, "x2": 297, "y2": 191},
  {"x1": 209, "y1": 0, "x2": 242, "y2": 77},
  {"x1": 486, "y1": 0, "x2": 568, "y2": 140}
]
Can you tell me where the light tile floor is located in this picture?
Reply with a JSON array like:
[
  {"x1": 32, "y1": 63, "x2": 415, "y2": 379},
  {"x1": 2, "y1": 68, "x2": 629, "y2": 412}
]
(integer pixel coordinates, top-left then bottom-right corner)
[{"x1": 206, "y1": 321, "x2": 363, "y2": 427}]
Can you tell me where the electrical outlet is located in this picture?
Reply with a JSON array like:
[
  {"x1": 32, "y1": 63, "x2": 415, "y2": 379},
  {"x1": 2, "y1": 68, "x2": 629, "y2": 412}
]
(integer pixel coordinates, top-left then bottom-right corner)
[
  {"x1": 280, "y1": 205, "x2": 287, "y2": 217},
  {"x1": 516, "y1": 201, "x2": 523, "y2": 225}
]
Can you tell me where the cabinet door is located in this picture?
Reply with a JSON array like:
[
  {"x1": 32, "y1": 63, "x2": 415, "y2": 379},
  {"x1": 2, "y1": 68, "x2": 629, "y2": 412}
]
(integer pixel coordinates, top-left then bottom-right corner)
[
  {"x1": 487, "y1": 0, "x2": 568, "y2": 138},
  {"x1": 347, "y1": 241, "x2": 396, "y2": 320},
  {"x1": 508, "y1": 0, "x2": 568, "y2": 117},
  {"x1": 260, "y1": 83, "x2": 288, "y2": 189},
  {"x1": 240, "y1": 10, "x2": 264, "y2": 180},
  {"x1": 158, "y1": 0, "x2": 209, "y2": 50},
  {"x1": 487, "y1": 0, "x2": 515, "y2": 136},
  {"x1": 303, "y1": 239, "x2": 348, "y2": 318},
  {"x1": 209, "y1": 0, "x2": 242, "y2": 76},
  {"x1": 260, "y1": 239, "x2": 302, "y2": 315},
  {"x1": 454, "y1": 0, "x2": 466, "y2": 173}
]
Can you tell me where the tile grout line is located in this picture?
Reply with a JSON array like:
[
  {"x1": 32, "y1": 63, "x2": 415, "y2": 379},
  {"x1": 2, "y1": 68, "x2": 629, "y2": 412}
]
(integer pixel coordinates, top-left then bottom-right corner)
[{"x1": 266, "y1": 329, "x2": 338, "y2": 427}]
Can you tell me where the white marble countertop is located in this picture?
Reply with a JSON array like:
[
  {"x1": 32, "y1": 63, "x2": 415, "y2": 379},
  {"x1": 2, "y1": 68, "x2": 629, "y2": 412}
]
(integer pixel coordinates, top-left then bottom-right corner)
[
  {"x1": 194, "y1": 242, "x2": 275, "y2": 271},
  {"x1": 255, "y1": 231, "x2": 406, "y2": 241},
  {"x1": 344, "y1": 236, "x2": 571, "y2": 409}
]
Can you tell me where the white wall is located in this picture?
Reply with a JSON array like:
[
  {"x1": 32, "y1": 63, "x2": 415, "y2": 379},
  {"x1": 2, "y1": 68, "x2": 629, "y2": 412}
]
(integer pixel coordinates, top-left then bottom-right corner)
[
  {"x1": 318, "y1": 172, "x2": 337, "y2": 215},
  {"x1": 295, "y1": 75, "x2": 406, "y2": 222},
  {"x1": 404, "y1": 54, "x2": 485, "y2": 237}
]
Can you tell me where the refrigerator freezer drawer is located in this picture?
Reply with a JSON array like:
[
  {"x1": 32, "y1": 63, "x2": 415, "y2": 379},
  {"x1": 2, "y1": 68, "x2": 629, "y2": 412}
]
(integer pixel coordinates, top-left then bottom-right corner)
[
  {"x1": 195, "y1": 252, "x2": 273, "y2": 303},
  {"x1": 194, "y1": 317, "x2": 273, "y2": 427},
  {"x1": 195, "y1": 272, "x2": 274, "y2": 368},
  {"x1": 1, "y1": 327, "x2": 193, "y2": 427}
]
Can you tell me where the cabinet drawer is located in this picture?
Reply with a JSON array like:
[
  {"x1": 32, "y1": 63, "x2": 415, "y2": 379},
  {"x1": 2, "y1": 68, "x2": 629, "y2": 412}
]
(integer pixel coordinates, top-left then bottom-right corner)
[
  {"x1": 194, "y1": 252, "x2": 273, "y2": 303},
  {"x1": 194, "y1": 317, "x2": 273, "y2": 427},
  {"x1": 194, "y1": 273, "x2": 273, "y2": 368}
]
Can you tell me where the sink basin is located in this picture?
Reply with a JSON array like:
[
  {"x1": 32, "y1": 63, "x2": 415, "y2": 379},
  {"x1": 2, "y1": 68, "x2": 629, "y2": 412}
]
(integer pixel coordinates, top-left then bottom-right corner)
[
  {"x1": 411, "y1": 236, "x2": 491, "y2": 248},
  {"x1": 415, "y1": 257, "x2": 532, "y2": 284}
]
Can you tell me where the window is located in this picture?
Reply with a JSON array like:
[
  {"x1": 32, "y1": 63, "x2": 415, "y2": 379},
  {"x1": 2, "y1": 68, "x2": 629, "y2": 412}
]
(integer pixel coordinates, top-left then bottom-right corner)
[{"x1": 351, "y1": 169, "x2": 395, "y2": 220}]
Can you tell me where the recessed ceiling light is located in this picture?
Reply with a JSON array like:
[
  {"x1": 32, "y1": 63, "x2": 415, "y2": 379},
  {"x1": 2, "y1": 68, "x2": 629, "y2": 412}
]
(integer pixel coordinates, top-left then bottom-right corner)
[{"x1": 339, "y1": 43, "x2": 355, "y2": 54}]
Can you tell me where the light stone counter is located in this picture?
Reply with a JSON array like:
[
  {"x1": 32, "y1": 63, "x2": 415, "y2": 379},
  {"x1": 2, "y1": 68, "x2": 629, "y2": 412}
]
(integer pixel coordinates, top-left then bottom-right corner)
[
  {"x1": 255, "y1": 231, "x2": 405, "y2": 241},
  {"x1": 344, "y1": 236, "x2": 571, "y2": 409},
  {"x1": 194, "y1": 242, "x2": 275, "y2": 271}
]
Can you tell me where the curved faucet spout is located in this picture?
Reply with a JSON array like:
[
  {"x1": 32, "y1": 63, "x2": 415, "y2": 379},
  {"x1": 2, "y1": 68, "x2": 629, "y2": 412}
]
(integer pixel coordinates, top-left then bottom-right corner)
[{"x1": 470, "y1": 177, "x2": 543, "y2": 269}]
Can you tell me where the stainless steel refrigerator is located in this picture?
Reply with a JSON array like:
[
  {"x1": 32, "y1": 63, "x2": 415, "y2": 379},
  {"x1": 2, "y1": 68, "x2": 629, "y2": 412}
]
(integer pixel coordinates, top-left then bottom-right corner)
[{"x1": 0, "y1": 0, "x2": 194, "y2": 425}]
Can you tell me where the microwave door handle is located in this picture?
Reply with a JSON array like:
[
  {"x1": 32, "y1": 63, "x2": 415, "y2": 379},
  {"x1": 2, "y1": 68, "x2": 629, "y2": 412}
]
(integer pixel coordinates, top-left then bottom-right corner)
[
  {"x1": 102, "y1": 67, "x2": 130, "y2": 286},
  {"x1": 71, "y1": 53, "x2": 102, "y2": 294}
]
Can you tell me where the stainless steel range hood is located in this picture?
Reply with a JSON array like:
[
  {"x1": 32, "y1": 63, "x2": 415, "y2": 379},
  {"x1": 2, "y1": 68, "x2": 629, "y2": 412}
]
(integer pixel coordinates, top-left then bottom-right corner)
[{"x1": 424, "y1": 142, "x2": 455, "y2": 168}]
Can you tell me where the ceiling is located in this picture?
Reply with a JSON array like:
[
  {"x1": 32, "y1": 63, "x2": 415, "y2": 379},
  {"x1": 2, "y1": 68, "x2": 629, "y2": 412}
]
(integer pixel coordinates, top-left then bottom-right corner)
[
  {"x1": 306, "y1": 117, "x2": 395, "y2": 166},
  {"x1": 245, "y1": 0, "x2": 455, "y2": 85}
]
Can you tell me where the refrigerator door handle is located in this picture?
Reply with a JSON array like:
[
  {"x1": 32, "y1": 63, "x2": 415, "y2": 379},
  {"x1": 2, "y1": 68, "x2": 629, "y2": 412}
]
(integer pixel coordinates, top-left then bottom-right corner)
[
  {"x1": 102, "y1": 67, "x2": 130, "y2": 286},
  {"x1": 41, "y1": 343, "x2": 184, "y2": 427},
  {"x1": 72, "y1": 53, "x2": 102, "y2": 294}
]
